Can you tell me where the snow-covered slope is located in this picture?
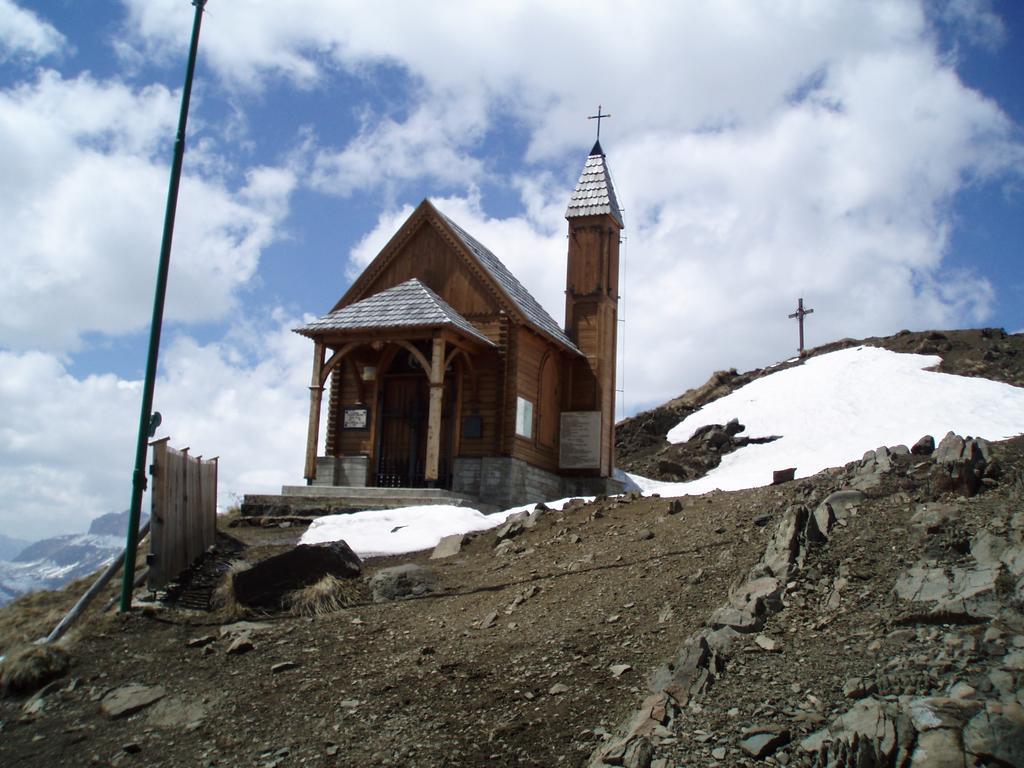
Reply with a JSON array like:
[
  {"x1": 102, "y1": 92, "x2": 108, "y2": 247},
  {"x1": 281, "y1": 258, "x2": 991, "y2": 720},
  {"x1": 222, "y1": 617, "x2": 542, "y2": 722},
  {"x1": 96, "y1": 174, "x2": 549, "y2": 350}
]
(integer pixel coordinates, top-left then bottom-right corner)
[
  {"x1": 302, "y1": 346, "x2": 1024, "y2": 558},
  {"x1": 636, "y1": 346, "x2": 1024, "y2": 496}
]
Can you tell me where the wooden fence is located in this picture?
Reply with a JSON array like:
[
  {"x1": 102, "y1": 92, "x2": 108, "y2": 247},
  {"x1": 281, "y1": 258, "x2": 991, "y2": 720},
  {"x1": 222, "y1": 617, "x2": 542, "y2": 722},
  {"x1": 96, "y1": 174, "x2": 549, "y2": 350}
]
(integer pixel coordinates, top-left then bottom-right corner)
[{"x1": 148, "y1": 437, "x2": 218, "y2": 590}]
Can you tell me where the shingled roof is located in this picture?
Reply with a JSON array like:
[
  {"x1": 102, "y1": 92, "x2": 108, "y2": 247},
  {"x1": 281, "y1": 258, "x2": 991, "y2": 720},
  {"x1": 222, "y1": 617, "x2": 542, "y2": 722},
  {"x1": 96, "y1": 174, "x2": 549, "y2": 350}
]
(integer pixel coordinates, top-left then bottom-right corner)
[
  {"x1": 565, "y1": 140, "x2": 623, "y2": 227},
  {"x1": 295, "y1": 278, "x2": 495, "y2": 347},
  {"x1": 433, "y1": 207, "x2": 581, "y2": 354}
]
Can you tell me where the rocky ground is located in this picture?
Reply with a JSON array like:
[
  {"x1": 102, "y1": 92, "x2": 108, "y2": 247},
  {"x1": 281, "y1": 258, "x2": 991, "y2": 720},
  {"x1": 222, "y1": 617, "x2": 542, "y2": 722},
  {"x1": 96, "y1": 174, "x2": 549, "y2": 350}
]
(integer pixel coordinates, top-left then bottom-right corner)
[{"x1": 1, "y1": 328, "x2": 1022, "y2": 767}]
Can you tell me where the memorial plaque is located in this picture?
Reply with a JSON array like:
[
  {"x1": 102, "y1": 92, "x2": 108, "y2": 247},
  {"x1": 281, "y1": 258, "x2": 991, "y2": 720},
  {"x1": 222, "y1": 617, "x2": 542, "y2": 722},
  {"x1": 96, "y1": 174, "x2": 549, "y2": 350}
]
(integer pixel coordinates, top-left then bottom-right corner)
[
  {"x1": 462, "y1": 414, "x2": 483, "y2": 439},
  {"x1": 559, "y1": 411, "x2": 601, "y2": 469},
  {"x1": 342, "y1": 406, "x2": 369, "y2": 431}
]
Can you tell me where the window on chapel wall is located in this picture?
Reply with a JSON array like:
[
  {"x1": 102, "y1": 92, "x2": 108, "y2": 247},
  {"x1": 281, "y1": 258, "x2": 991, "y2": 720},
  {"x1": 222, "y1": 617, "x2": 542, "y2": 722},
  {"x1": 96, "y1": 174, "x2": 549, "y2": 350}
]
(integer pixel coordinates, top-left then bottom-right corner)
[
  {"x1": 515, "y1": 396, "x2": 534, "y2": 439},
  {"x1": 538, "y1": 355, "x2": 558, "y2": 447}
]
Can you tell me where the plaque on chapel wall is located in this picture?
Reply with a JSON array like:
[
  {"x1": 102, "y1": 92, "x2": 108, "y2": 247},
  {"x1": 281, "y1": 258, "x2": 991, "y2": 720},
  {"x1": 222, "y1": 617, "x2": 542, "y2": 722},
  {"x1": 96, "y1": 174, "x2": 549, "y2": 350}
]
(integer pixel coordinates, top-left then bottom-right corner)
[
  {"x1": 462, "y1": 414, "x2": 483, "y2": 439},
  {"x1": 559, "y1": 411, "x2": 601, "y2": 469},
  {"x1": 342, "y1": 406, "x2": 369, "y2": 431}
]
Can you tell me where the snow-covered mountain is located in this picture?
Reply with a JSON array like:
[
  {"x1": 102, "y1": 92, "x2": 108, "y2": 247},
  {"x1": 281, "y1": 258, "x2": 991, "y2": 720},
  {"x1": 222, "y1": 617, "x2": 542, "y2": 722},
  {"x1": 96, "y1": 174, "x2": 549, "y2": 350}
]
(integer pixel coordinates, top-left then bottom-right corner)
[{"x1": 0, "y1": 510, "x2": 144, "y2": 607}]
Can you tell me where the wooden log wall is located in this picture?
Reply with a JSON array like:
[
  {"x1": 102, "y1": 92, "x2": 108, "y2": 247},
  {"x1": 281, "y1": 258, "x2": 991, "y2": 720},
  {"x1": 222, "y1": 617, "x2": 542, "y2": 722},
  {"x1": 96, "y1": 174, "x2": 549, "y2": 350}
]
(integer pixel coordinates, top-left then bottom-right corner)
[
  {"x1": 509, "y1": 327, "x2": 561, "y2": 473},
  {"x1": 148, "y1": 438, "x2": 218, "y2": 591}
]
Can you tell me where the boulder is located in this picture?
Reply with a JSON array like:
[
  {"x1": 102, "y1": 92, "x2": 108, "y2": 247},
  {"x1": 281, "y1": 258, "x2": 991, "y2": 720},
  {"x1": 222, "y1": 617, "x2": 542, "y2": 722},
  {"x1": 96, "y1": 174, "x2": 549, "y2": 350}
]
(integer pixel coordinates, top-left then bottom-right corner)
[
  {"x1": 739, "y1": 726, "x2": 789, "y2": 759},
  {"x1": 101, "y1": 684, "x2": 167, "y2": 719},
  {"x1": 369, "y1": 564, "x2": 436, "y2": 602},
  {"x1": 494, "y1": 510, "x2": 536, "y2": 542},
  {"x1": 430, "y1": 533, "x2": 466, "y2": 560},
  {"x1": 893, "y1": 563, "x2": 1000, "y2": 618},
  {"x1": 930, "y1": 432, "x2": 990, "y2": 497},
  {"x1": 912, "y1": 435, "x2": 936, "y2": 456},
  {"x1": 963, "y1": 705, "x2": 1024, "y2": 766},
  {"x1": 232, "y1": 540, "x2": 362, "y2": 610},
  {"x1": 757, "y1": 505, "x2": 808, "y2": 579}
]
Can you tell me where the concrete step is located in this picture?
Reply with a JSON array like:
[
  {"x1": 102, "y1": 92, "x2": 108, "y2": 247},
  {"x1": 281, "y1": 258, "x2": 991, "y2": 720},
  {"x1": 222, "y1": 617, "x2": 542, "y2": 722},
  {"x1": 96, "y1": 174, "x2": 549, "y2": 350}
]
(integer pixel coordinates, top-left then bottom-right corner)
[{"x1": 241, "y1": 486, "x2": 496, "y2": 518}]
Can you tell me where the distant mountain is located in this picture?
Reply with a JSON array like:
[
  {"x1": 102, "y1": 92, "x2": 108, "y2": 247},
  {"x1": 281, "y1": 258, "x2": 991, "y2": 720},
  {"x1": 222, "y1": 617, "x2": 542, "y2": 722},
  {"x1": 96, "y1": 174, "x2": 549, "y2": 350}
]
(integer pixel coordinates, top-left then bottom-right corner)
[
  {"x1": 0, "y1": 533, "x2": 31, "y2": 562},
  {"x1": 0, "y1": 510, "x2": 147, "y2": 608}
]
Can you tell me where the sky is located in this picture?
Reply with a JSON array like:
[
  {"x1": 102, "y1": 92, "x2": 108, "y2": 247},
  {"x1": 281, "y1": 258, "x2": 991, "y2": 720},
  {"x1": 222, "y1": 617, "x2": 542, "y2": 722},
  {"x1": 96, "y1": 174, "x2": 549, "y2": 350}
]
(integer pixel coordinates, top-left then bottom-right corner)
[
  {"x1": 302, "y1": 346, "x2": 1024, "y2": 557},
  {"x1": 1, "y1": 0, "x2": 1023, "y2": 540}
]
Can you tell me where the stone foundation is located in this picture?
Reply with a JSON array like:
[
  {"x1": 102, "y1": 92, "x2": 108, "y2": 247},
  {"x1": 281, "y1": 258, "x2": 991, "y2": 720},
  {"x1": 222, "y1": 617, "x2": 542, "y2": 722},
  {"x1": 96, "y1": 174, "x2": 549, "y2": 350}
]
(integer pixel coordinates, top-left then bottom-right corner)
[
  {"x1": 452, "y1": 457, "x2": 624, "y2": 509},
  {"x1": 312, "y1": 455, "x2": 369, "y2": 487}
]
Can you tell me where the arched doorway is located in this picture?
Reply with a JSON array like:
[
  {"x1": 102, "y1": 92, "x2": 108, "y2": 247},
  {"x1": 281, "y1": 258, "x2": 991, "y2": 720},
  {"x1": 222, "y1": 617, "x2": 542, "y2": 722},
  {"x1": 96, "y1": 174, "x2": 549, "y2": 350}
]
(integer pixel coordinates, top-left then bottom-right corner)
[{"x1": 374, "y1": 345, "x2": 457, "y2": 488}]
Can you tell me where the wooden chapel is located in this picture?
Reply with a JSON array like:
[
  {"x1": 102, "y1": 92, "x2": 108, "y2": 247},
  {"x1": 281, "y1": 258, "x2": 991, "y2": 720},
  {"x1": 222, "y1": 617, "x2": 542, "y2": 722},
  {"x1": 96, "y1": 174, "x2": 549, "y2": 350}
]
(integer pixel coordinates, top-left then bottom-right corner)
[{"x1": 294, "y1": 140, "x2": 624, "y2": 508}]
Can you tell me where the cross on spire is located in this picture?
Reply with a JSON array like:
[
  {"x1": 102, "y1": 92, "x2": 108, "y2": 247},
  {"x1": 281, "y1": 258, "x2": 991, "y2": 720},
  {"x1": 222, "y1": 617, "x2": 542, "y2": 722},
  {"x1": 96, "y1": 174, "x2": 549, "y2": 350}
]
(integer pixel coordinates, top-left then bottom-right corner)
[
  {"x1": 588, "y1": 104, "x2": 611, "y2": 141},
  {"x1": 788, "y1": 297, "x2": 815, "y2": 356}
]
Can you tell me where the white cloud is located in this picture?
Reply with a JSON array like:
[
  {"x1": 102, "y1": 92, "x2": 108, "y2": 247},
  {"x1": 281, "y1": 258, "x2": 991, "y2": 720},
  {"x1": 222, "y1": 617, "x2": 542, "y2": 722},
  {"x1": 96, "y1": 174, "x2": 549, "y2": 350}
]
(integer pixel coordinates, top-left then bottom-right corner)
[
  {"x1": 0, "y1": 0, "x2": 65, "y2": 61},
  {"x1": 311, "y1": 97, "x2": 487, "y2": 197},
  {"x1": 938, "y1": 0, "x2": 1006, "y2": 50},
  {"x1": 0, "y1": 70, "x2": 296, "y2": 351},
  {"x1": 0, "y1": 313, "x2": 311, "y2": 541}
]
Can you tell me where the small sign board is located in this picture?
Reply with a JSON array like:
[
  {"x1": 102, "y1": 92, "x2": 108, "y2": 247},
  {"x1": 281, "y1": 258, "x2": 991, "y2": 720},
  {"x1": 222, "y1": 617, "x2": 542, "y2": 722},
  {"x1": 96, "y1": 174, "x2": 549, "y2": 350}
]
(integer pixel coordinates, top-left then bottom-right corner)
[
  {"x1": 342, "y1": 405, "x2": 370, "y2": 431},
  {"x1": 559, "y1": 411, "x2": 601, "y2": 469},
  {"x1": 462, "y1": 414, "x2": 483, "y2": 439}
]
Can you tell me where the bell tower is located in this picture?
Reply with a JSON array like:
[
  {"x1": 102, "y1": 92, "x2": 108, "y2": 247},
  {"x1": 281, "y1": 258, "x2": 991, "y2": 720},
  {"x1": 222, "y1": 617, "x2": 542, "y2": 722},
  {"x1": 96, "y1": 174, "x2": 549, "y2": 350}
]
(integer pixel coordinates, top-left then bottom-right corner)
[{"x1": 563, "y1": 140, "x2": 623, "y2": 477}]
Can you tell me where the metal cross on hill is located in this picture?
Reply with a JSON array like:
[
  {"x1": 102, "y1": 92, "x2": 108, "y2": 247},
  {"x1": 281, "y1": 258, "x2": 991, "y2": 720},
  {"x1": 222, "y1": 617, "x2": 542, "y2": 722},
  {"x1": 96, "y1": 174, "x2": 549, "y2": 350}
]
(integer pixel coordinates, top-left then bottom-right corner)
[
  {"x1": 588, "y1": 105, "x2": 611, "y2": 141},
  {"x1": 788, "y1": 297, "x2": 814, "y2": 356}
]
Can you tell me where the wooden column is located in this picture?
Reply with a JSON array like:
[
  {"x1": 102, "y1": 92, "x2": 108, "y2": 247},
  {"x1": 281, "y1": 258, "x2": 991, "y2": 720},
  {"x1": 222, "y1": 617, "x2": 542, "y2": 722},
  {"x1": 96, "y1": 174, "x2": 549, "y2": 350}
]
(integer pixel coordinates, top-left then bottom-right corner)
[
  {"x1": 303, "y1": 341, "x2": 326, "y2": 484},
  {"x1": 424, "y1": 336, "x2": 446, "y2": 484}
]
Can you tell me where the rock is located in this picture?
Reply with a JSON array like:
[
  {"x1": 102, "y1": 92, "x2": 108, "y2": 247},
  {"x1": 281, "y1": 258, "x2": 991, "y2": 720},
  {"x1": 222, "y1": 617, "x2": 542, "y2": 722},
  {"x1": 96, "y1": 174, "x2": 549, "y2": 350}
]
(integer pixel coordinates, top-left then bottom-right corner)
[
  {"x1": 121, "y1": 743, "x2": 142, "y2": 755},
  {"x1": 637, "y1": 529, "x2": 655, "y2": 541},
  {"x1": 610, "y1": 664, "x2": 632, "y2": 679},
  {"x1": 912, "y1": 435, "x2": 936, "y2": 455},
  {"x1": 186, "y1": 635, "x2": 216, "y2": 649},
  {"x1": 232, "y1": 540, "x2": 362, "y2": 610},
  {"x1": 842, "y1": 676, "x2": 877, "y2": 699},
  {"x1": 709, "y1": 576, "x2": 784, "y2": 633},
  {"x1": 931, "y1": 432, "x2": 989, "y2": 497},
  {"x1": 801, "y1": 697, "x2": 899, "y2": 758},
  {"x1": 711, "y1": 746, "x2": 726, "y2": 760},
  {"x1": 430, "y1": 533, "x2": 466, "y2": 559},
  {"x1": 271, "y1": 661, "x2": 297, "y2": 674},
  {"x1": 548, "y1": 683, "x2": 569, "y2": 695},
  {"x1": 146, "y1": 696, "x2": 207, "y2": 729},
  {"x1": 963, "y1": 705, "x2": 1024, "y2": 766},
  {"x1": 911, "y1": 727, "x2": 966, "y2": 768},
  {"x1": 739, "y1": 727, "x2": 790, "y2": 759},
  {"x1": 226, "y1": 635, "x2": 255, "y2": 655},
  {"x1": 479, "y1": 611, "x2": 498, "y2": 629},
  {"x1": 219, "y1": 621, "x2": 272, "y2": 637},
  {"x1": 909, "y1": 503, "x2": 961, "y2": 533},
  {"x1": 758, "y1": 505, "x2": 808, "y2": 580},
  {"x1": 908, "y1": 697, "x2": 982, "y2": 732},
  {"x1": 818, "y1": 490, "x2": 864, "y2": 525},
  {"x1": 100, "y1": 684, "x2": 167, "y2": 719},
  {"x1": 656, "y1": 634, "x2": 717, "y2": 706},
  {"x1": 494, "y1": 511, "x2": 535, "y2": 542},
  {"x1": 893, "y1": 563, "x2": 1000, "y2": 618},
  {"x1": 754, "y1": 634, "x2": 779, "y2": 652},
  {"x1": 666, "y1": 499, "x2": 683, "y2": 515},
  {"x1": 772, "y1": 468, "x2": 796, "y2": 485},
  {"x1": 494, "y1": 539, "x2": 516, "y2": 556},
  {"x1": 369, "y1": 564, "x2": 436, "y2": 602}
]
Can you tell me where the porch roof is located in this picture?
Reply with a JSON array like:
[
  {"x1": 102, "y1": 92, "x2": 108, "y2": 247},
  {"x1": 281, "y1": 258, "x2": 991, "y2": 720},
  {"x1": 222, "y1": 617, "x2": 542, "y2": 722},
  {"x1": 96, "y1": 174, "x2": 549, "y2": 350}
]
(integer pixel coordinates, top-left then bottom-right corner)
[{"x1": 294, "y1": 278, "x2": 496, "y2": 348}]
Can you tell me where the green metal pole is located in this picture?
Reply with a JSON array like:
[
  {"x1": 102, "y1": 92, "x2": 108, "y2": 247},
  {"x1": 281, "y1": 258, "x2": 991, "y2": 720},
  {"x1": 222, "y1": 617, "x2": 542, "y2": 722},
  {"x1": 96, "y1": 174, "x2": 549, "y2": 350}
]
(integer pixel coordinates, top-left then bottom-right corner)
[{"x1": 120, "y1": 0, "x2": 207, "y2": 612}]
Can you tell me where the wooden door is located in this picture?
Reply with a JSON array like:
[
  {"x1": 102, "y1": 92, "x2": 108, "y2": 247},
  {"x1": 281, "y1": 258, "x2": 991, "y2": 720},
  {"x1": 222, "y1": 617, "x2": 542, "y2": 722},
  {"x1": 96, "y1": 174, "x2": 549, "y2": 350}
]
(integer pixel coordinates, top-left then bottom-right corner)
[{"x1": 375, "y1": 372, "x2": 456, "y2": 488}]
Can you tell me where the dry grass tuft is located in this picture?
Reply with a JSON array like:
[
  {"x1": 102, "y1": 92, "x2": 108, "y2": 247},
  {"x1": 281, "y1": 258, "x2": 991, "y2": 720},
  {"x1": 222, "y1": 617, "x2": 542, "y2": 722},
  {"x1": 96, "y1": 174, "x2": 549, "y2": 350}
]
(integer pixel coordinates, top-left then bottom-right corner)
[
  {"x1": 210, "y1": 561, "x2": 252, "y2": 620},
  {"x1": 285, "y1": 574, "x2": 364, "y2": 617},
  {"x1": 1, "y1": 643, "x2": 70, "y2": 697}
]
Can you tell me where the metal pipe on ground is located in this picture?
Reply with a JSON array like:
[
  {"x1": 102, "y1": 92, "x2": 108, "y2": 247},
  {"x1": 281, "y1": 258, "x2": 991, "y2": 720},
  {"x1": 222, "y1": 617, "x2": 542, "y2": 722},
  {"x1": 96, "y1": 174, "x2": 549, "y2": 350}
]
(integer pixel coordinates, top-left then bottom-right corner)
[{"x1": 42, "y1": 520, "x2": 152, "y2": 645}]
